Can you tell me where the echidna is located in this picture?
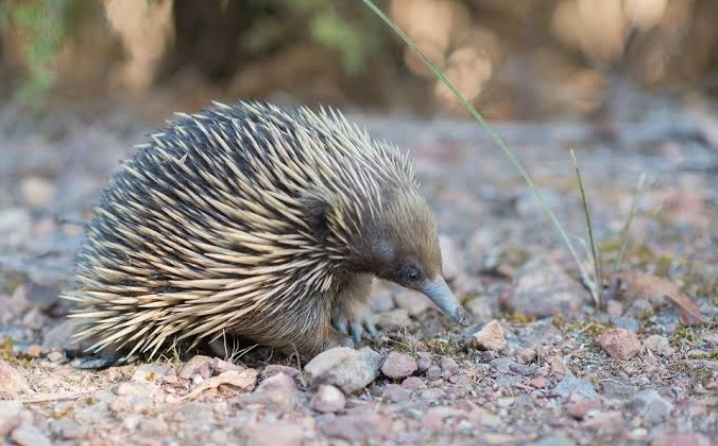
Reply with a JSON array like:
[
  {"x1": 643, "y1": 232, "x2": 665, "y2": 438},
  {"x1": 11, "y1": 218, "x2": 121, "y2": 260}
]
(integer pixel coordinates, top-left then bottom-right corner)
[{"x1": 62, "y1": 101, "x2": 467, "y2": 359}]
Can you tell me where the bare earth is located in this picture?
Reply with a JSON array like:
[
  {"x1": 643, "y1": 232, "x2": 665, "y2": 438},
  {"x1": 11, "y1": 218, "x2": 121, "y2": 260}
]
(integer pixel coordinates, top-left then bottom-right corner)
[{"x1": 0, "y1": 97, "x2": 717, "y2": 446}]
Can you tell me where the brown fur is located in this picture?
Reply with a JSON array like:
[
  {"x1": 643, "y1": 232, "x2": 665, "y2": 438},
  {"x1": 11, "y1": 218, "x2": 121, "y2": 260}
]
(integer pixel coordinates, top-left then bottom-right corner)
[{"x1": 61, "y1": 101, "x2": 450, "y2": 359}]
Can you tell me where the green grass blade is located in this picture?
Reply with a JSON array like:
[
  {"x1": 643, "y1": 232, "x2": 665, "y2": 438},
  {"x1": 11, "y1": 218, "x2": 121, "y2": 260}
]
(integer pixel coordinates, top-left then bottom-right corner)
[
  {"x1": 612, "y1": 172, "x2": 646, "y2": 274},
  {"x1": 361, "y1": 0, "x2": 592, "y2": 293},
  {"x1": 571, "y1": 149, "x2": 601, "y2": 306}
]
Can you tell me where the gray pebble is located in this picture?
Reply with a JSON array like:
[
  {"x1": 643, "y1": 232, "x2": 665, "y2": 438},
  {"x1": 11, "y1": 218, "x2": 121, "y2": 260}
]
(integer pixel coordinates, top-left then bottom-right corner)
[
  {"x1": 416, "y1": 354, "x2": 432, "y2": 372},
  {"x1": 553, "y1": 372, "x2": 599, "y2": 400},
  {"x1": 304, "y1": 347, "x2": 381, "y2": 394},
  {"x1": 440, "y1": 357, "x2": 460, "y2": 375},
  {"x1": 381, "y1": 351, "x2": 418, "y2": 379},
  {"x1": 382, "y1": 384, "x2": 411, "y2": 403},
  {"x1": 10, "y1": 423, "x2": 51, "y2": 446},
  {"x1": 625, "y1": 389, "x2": 673, "y2": 424},
  {"x1": 310, "y1": 384, "x2": 345, "y2": 413},
  {"x1": 425, "y1": 365, "x2": 442, "y2": 381},
  {"x1": 132, "y1": 363, "x2": 172, "y2": 384},
  {"x1": 0, "y1": 400, "x2": 22, "y2": 418}
]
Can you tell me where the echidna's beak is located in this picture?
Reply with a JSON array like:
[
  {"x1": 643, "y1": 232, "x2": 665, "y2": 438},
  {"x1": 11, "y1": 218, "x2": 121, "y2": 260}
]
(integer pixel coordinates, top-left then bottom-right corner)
[{"x1": 420, "y1": 276, "x2": 469, "y2": 326}]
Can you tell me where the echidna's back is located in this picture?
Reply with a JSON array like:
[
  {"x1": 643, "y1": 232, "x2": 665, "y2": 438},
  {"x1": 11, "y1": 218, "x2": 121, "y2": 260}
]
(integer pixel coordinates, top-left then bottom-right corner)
[{"x1": 65, "y1": 101, "x2": 417, "y2": 357}]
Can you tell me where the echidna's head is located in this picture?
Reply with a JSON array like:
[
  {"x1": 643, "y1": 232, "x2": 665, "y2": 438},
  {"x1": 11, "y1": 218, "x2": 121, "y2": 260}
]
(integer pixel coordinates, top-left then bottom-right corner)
[{"x1": 344, "y1": 188, "x2": 468, "y2": 325}]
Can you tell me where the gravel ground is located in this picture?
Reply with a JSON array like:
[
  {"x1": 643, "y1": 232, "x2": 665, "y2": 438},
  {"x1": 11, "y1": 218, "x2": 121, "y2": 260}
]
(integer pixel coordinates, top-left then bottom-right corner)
[{"x1": 0, "y1": 97, "x2": 717, "y2": 446}]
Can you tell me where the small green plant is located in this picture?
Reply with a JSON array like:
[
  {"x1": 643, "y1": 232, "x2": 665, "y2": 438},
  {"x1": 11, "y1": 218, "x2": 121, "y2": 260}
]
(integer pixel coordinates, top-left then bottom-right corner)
[{"x1": 283, "y1": 0, "x2": 383, "y2": 75}]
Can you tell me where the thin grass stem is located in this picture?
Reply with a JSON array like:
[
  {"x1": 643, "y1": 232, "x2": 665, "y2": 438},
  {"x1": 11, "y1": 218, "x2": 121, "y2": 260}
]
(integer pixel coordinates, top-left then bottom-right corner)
[{"x1": 361, "y1": 0, "x2": 593, "y2": 297}]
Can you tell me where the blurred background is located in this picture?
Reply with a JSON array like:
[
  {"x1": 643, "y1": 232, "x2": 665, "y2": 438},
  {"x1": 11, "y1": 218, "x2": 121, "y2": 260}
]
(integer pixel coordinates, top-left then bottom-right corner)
[{"x1": 2, "y1": 0, "x2": 718, "y2": 122}]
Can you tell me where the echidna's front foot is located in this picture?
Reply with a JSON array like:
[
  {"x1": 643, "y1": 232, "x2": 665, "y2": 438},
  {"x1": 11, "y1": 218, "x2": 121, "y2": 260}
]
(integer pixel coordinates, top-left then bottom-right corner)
[
  {"x1": 332, "y1": 304, "x2": 379, "y2": 345},
  {"x1": 332, "y1": 274, "x2": 377, "y2": 345}
]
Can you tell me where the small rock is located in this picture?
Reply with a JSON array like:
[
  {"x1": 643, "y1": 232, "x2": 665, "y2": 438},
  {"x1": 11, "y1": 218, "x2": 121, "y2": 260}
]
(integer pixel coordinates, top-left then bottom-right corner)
[
  {"x1": 394, "y1": 291, "x2": 431, "y2": 316},
  {"x1": 114, "y1": 382, "x2": 155, "y2": 397},
  {"x1": 402, "y1": 376, "x2": 426, "y2": 389},
  {"x1": 610, "y1": 316, "x2": 641, "y2": 332},
  {"x1": 0, "y1": 400, "x2": 22, "y2": 419},
  {"x1": 21, "y1": 176, "x2": 56, "y2": 207},
  {"x1": 489, "y1": 357, "x2": 515, "y2": 374},
  {"x1": 256, "y1": 372, "x2": 296, "y2": 392},
  {"x1": 420, "y1": 388, "x2": 445, "y2": 402},
  {"x1": 415, "y1": 353, "x2": 432, "y2": 372},
  {"x1": 244, "y1": 421, "x2": 304, "y2": 446},
  {"x1": 110, "y1": 395, "x2": 153, "y2": 415},
  {"x1": 583, "y1": 411, "x2": 625, "y2": 435},
  {"x1": 509, "y1": 363, "x2": 538, "y2": 376},
  {"x1": 178, "y1": 355, "x2": 213, "y2": 379},
  {"x1": 503, "y1": 258, "x2": 590, "y2": 317},
  {"x1": 132, "y1": 363, "x2": 172, "y2": 383},
  {"x1": 50, "y1": 419, "x2": 83, "y2": 439},
  {"x1": 304, "y1": 347, "x2": 381, "y2": 394},
  {"x1": 259, "y1": 364, "x2": 302, "y2": 382},
  {"x1": 0, "y1": 360, "x2": 31, "y2": 398},
  {"x1": 185, "y1": 368, "x2": 258, "y2": 399},
  {"x1": 382, "y1": 384, "x2": 411, "y2": 402},
  {"x1": 176, "y1": 402, "x2": 216, "y2": 425},
  {"x1": 625, "y1": 389, "x2": 673, "y2": 424},
  {"x1": 546, "y1": 354, "x2": 567, "y2": 379},
  {"x1": 628, "y1": 428, "x2": 649, "y2": 441},
  {"x1": 449, "y1": 373, "x2": 473, "y2": 386},
  {"x1": 74, "y1": 402, "x2": 110, "y2": 425},
  {"x1": 139, "y1": 418, "x2": 169, "y2": 436},
  {"x1": 530, "y1": 377, "x2": 548, "y2": 388},
  {"x1": 469, "y1": 319, "x2": 506, "y2": 351},
  {"x1": 597, "y1": 328, "x2": 642, "y2": 361},
  {"x1": 425, "y1": 365, "x2": 442, "y2": 381},
  {"x1": 24, "y1": 345, "x2": 42, "y2": 358},
  {"x1": 239, "y1": 384, "x2": 301, "y2": 413},
  {"x1": 553, "y1": 372, "x2": 599, "y2": 400},
  {"x1": 606, "y1": 300, "x2": 624, "y2": 317},
  {"x1": 310, "y1": 385, "x2": 345, "y2": 413},
  {"x1": 421, "y1": 406, "x2": 464, "y2": 431},
  {"x1": 566, "y1": 399, "x2": 600, "y2": 420},
  {"x1": 599, "y1": 380, "x2": 636, "y2": 398},
  {"x1": 10, "y1": 422, "x2": 51, "y2": 446},
  {"x1": 381, "y1": 351, "x2": 417, "y2": 379},
  {"x1": 643, "y1": 335, "x2": 674, "y2": 356},
  {"x1": 514, "y1": 347, "x2": 537, "y2": 364},
  {"x1": 651, "y1": 433, "x2": 712, "y2": 446},
  {"x1": 440, "y1": 357, "x2": 460, "y2": 375},
  {"x1": 321, "y1": 414, "x2": 390, "y2": 442},
  {"x1": 497, "y1": 397, "x2": 515, "y2": 408},
  {"x1": 46, "y1": 351, "x2": 65, "y2": 363}
]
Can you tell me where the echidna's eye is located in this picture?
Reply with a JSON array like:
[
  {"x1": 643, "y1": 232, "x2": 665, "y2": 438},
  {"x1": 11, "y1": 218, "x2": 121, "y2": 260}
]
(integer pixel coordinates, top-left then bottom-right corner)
[{"x1": 401, "y1": 265, "x2": 422, "y2": 284}]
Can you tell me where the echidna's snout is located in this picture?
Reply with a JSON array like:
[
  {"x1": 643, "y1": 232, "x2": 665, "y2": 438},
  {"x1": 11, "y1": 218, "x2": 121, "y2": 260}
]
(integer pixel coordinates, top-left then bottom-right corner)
[{"x1": 418, "y1": 276, "x2": 468, "y2": 326}]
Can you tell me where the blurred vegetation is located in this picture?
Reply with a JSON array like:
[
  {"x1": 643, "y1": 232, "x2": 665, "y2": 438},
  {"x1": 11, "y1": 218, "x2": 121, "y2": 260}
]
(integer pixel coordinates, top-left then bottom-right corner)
[
  {"x1": 0, "y1": 0, "x2": 386, "y2": 102},
  {"x1": 1, "y1": 0, "x2": 718, "y2": 119},
  {"x1": 0, "y1": 0, "x2": 83, "y2": 99}
]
